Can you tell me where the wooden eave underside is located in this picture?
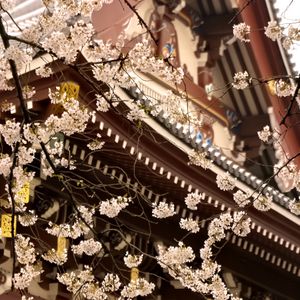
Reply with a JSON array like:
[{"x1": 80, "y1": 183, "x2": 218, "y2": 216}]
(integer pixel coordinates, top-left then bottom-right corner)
[{"x1": 1, "y1": 62, "x2": 300, "y2": 298}]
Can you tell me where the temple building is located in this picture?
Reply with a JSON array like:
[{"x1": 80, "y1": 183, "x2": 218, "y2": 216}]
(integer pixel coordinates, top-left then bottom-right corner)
[{"x1": 0, "y1": 0, "x2": 299, "y2": 299}]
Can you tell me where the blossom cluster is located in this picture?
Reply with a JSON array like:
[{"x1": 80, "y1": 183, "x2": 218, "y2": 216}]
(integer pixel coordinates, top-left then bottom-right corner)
[
  {"x1": 128, "y1": 39, "x2": 184, "y2": 85},
  {"x1": 264, "y1": 20, "x2": 282, "y2": 41},
  {"x1": 124, "y1": 253, "x2": 144, "y2": 268},
  {"x1": 232, "y1": 71, "x2": 251, "y2": 90},
  {"x1": 232, "y1": 211, "x2": 251, "y2": 237},
  {"x1": 152, "y1": 201, "x2": 176, "y2": 218},
  {"x1": 188, "y1": 150, "x2": 212, "y2": 169},
  {"x1": 71, "y1": 238, "x2": 103, "y2": 256},
  {"x1": 15, "y1": 234, "x2": 36, "y2": 265},
  {"x1": 157, "y1": 242, "x2": 195, "y2": 267},
  {"x1": 233, "y1": 190, "x2": 251, "y2": 207},
  {"x1": 274, "y1": 79, "x2": 294, "y2": 97},
  {"x1": 282, "y1": 25, "x2": 300, "y2": 50},
  {"x1": 233, "y1": 23, "x2": 250, "y2": 42},
  {"x1": 179, "y1": 217, "x2": 200, "y2": 233},
  {"x1": 253, "y1": 194, "x2": 273, "y2": 211},
  {"x1": 18, "y1": 211, "x2": 38, "y2": 226},
  {"x1": 13, "y1": 235, "x2": 42, "y2": 289},
  {"x1": 102, "y1": 273, "x2": 121, "y2": 292},
  {"x1": 57, "y1": 267, "x2": 123, "y2": 299},
  {"x1": 257, "y1": 125, "x2": 272, "y2": 143},
  {"x1": 42, "y1": 248, "x2": 68, "y2": 265},
  {"x1": 120, "y1": 278, "x2": 155, "y2": 298},
  {"x1": 46, "y1": 219, "x2": 90, "y2": 239},
  {"x1": 99, "y1": 196, "x2": 132, "y2": 218},
  {"x1": 14, "y1": 265, "x2": 43, "y2": 290},
  {"x1": 127, "y1": 103, "x2": 147, "y2": 122},
  {"x1": 234, "y1": 20, "x2": 300, "y2": 51},
  {"x1": 184, "y1": 192, "x2": 204, "y2": 210},
  {"x1": 216, "y1": 172, "x2": 236, "y2": 191},
  {"x1": 289, "y1": 200, "x2": 300, "y2": 215},
  {"x1": 57, "y1": 266, "x2": 99, "y2": 294},
  {"x1": 45, "y1": 95, "x2": 91, "y2": 136},
  {"x1": 157, "y1": 211, "x2": 251, "y2": 298}
]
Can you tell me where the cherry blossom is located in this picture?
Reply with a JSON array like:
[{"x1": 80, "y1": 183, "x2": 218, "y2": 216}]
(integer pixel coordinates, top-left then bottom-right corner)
[
  {"x1": 157, "y1": 242, "x2": 195, "y2": 267},
  {"x1": 275, "y1": 79, "x2": 294, "y2": 97},
  {"x1": 264, "y1": 21, "x2": 282, "y2": 41},
  {"x1": 0, "y1": 1, "x2": 297, "y2": 299},
  {"x1": 152, "y1": 201, "x2": 177, "y2": 218},
  {"x1": 253, "y1": 194, "x2": 273, "y2": 211},
  {"x1": 124, "y1": 253, "x2": 144, "y2": 268},
  {"x1": 232, "y1": 211, "x2": 251, "y2": 237},
  {"x1": 15, "y1": 235, "x2": 36, "y2": 265},
  {"x1": 216, "y1": 172, "x2": 236, "y2": 191},
  {"x1": 96, "y1": 94, "x2": 110, "y2": 112},
  {"x1": 0, "y1": 0, "x2": 16, "y2": 11},
  {"x1": 188, "y1": 150, "x2": 212, "y2": 169},
  {"x1": 233, "y1": 190, "x2": 251, "y2": 207},
  {"x1": 232, "y1": 71, "x2": 252, "y2": 90},
  {"x1": 120, "y1": 278, "x2": 155, "y2": 298},
  {"x1": 18, "y1": 211, "x2": 38, "y2": 226},
  {"x1": 99, "y1": 196, "x2": 132, "y2": 218},
  {"x1": 4, "y1": 45, "x2": 32, "y2": 69},
  {"x1": 42, "y1": 248, "x2": 68, "y2": 265},
  {"x1": 13, "y1": 265, "x2": 43, "y2": 290},
  {"x1": 71, "y1": 239, "x2": 103, "y2": 256},
  {"x1": 233, "y1": 23, "x2": 250, "y2": 42},
  {"x1": 127, "y1": 103, "x2": 147, "y2": 122},
  {"x1": 102, "y1": 273, "x2": 121, "y2": 292},
  {"x1": 257, "y1": 125, "x2": 272, "y2": 143},
  {"x1": 179, "y1": 217, "x2": 200, "y2": 233},
  {"x1": 184, "y1": 192, "x2": 205, "y2": 210},
  {"x1": 289, "y1": 200, "x2": 300, "y2": 215},
  {"x1": 87, "y1": 133, "x2": 105, "y2": 150}
]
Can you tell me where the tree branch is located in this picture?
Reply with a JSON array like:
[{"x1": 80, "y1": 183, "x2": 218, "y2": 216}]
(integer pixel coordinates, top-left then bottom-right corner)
[
  {"x1": 0, "y1": 18, "x2": 31, "y2": 124},
  {"x1": 280, "y1": 77, "x2": 300, "y2": 126},
  {"x1": 123, "y1": 0, "x2": 158, "y2": 46}
]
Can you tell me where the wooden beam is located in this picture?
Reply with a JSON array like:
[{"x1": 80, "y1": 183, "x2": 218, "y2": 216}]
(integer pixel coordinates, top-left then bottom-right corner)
[{"x1": 196, "y1": 12, "x2": 236, "y2": 36}]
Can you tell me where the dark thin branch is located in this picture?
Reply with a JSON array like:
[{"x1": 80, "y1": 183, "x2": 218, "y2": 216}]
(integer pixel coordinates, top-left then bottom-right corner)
[
  {"x1": 75, "y1": 55, "x2": 127, "y2": 67},
  {"x1": 250, "y1": 151, "x2": 300, "y2": 202},
  {"x1": 1, "y1": 7, "x2": 23, "y2": 32},
  {"x1": 6, "y1": 140, "x2": 20, "y2": 289},
  {"x1": 280, "y1": 77, "x2": 300, "y2": 126},
  {"x1": 0, "y1": 17, "x2": 31, "y2": 289},
  {"x1": 7, "y1": 34, "x2": 42, "y2": 49},
  {"x1": 0, "y1": 18, "x2": 31, "y2": 124},
  {"x1": 123, "y1": 0, "x2": 158, "y2": 46},
  {"x1": 228, "y1": 0, "x2": 254, "y2": 24}
]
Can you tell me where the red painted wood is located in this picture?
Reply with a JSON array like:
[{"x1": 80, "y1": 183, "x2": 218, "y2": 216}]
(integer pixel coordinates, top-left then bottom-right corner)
[{"x1": 239, "y1": 0, "x2": 300, "y2": 166}]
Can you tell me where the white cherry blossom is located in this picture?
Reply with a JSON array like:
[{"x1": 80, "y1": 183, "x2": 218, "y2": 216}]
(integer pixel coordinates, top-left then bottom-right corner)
[
  {"x1": 233, "y1": 190, "x2": 251, "y2": 207},
  {"x1": 188, "y1": 150, "x2": 212, "y2": 169},
  {"x1": 179, "y1": 217, "x2": 200, "y2": 233},
  {"x1": 120, "y1": 278, "x2": 155, "y2": 298},
  {"x1": 184, "y1": 192, "x2": 204, "y2": 210},
  {"x1": 232, "y1": 71, "x2": 251, "y2": 90},
  {"x1": 264, "y1": 21, "x2": 282, "y2": 41},
  {"x1": 216, "y1": 172, "x2": 236, "y2": 191},
  {"x1": 289, "y1": 200, "x2": 300, "y2": 215},
  {"x1": 233, "y1": 23, "x2": 250, "y2": 42},
  {"x1": 257, "y1": 125, "x2": 272, "y2": 142},
  {"x1": 253, "y1": 194, "x2": 273, "y2": 211},
  {"x1": 72, "y1": 239, "x2": 102, "y2": 256},
  {"x1": 124, "y1": 253, "x2": 144, "y2": 268},
  {"x1": 275, "y1": 79, "x2": 294, "y2": 97},
  {"x1": 152, "y1": 201, "x2": 176, "y2": 218},
  {"x1": 99, "y1": 196, "x2": 132, "y2": 218}
]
